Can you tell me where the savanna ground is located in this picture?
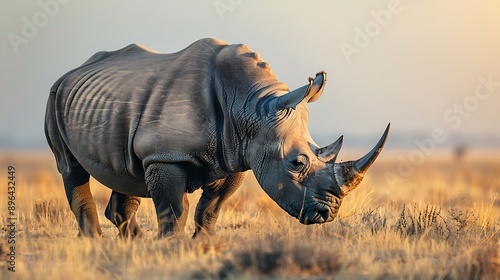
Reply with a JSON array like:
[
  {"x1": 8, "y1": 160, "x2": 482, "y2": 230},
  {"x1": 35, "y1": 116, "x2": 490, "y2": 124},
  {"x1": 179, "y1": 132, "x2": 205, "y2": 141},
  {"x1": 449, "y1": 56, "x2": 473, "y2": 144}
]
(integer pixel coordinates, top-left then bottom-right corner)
[{"x1": 0, "y1": 149, "x2": 498, "y2": 279}]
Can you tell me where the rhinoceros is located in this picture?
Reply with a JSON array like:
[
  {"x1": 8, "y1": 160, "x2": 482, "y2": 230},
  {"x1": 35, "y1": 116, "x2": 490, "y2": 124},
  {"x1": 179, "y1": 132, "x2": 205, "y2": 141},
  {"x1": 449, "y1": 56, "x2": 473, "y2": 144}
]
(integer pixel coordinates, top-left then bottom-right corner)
[{"x1": 44, "y1": 38, "x2": 389, "y2": 238}]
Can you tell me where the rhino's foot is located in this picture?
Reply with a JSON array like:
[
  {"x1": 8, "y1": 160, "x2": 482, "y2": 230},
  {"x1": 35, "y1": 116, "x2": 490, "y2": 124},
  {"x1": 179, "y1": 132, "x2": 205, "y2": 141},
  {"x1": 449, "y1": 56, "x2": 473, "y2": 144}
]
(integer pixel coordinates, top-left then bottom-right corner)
[
  {"x1": 157, "y1": 203, "x2": 188, "y2": 238},
  {"x1": 77, "y1": 229, "x2": 103, "y2": 238},
  {"x1": 193, "y1": 172, "x2": 248, "y2": 239},
  {"x1": 105, "y1": 191, "x2": 142, "y2": 238},
  {"x1": 154, "y1": 229, "x2": 188, "y2": 240},
  {"x1": 192, "y1": 227, "x2": 217, "y2": 239},
  {"x1": 116, "y1": 220, "x2": 142, "y2": 238},
  {"x1": 146, "y1": 163, "x2": 191, "y2": 239}
]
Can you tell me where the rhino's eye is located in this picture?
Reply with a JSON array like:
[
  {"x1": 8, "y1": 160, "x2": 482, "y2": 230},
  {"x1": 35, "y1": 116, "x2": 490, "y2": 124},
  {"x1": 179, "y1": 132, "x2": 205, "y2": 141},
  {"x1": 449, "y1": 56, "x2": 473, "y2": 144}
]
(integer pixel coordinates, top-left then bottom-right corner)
[{"x1": 288, "y1": 154, "x2": 309, "y2": 173}]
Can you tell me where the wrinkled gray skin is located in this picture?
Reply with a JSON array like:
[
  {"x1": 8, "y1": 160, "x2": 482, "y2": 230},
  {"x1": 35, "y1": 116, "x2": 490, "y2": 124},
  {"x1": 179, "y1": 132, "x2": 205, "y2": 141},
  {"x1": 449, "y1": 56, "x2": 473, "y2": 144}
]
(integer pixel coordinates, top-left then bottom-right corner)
[{"x1": 44, "y1": 38, "x2": 389, "y2": 238}]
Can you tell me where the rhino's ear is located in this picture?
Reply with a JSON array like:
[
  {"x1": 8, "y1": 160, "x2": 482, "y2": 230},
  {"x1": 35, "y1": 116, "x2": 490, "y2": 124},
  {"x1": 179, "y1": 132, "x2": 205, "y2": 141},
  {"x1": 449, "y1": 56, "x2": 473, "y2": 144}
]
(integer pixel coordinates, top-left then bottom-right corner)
[{"x1": 273, "y1": 72, "x2": 327, "y2": 111}]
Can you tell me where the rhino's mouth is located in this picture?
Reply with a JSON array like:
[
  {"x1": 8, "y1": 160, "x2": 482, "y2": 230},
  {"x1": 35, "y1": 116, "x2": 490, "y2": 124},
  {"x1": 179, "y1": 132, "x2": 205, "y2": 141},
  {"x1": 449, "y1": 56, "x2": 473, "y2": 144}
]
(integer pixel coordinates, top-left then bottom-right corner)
[
  {"x1": 296, "y1": 190, "x2": 342, "y2": 224},
  {"x1": 299, "y1": 202, "x2": 339, "y2": 224}
]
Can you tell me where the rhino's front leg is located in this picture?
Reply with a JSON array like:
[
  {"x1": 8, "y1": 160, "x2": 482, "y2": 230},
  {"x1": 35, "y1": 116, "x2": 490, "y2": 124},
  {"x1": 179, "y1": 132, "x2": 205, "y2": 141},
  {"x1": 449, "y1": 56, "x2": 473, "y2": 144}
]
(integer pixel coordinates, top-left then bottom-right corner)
[
  {"x1": 145, "y1": 163, "x2": 190, "y2": 238},
  {"x1": 193, "y1": 172, "x2": 247, "y2": 238},
  {"x1": 105, "y1": 191, "x2": 142, "y2": 238}
]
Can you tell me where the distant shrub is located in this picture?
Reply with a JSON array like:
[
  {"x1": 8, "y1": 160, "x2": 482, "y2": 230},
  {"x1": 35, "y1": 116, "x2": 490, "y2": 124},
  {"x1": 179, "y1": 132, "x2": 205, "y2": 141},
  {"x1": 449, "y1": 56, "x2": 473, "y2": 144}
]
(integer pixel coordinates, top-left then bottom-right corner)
[
  {"x1": 447, "y1": 208, "x2": 477, "y2": 232},
  {"x1": 395, "y1": 204, "x2": 449, "y2": 239},
  {"x1": 360, "y1": 207, "x2": 387, "y2": 235}
]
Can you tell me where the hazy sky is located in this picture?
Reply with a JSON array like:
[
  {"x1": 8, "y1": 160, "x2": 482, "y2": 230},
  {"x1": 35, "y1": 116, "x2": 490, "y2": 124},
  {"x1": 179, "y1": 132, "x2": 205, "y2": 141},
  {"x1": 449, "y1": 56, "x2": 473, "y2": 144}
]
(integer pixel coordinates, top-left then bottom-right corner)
[{"x1": 1, "y1": 1, "x2": 499, "y2": 149}]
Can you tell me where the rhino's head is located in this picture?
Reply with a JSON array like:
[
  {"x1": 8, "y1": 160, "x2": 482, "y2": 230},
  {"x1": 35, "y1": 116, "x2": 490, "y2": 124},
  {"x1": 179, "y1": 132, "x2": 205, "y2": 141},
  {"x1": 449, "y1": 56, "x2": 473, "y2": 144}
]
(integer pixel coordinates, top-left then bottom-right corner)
[{"x1": 248, "y1": 72, "x2": 389, "y2": 224}]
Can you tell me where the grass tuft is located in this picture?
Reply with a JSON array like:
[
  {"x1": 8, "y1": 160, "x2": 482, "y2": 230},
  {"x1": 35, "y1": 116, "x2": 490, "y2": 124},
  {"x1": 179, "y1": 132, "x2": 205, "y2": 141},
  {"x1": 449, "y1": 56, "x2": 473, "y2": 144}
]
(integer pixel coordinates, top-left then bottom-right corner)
[{"x1": 395, "y1": 203, "x2": 449, "y2": 239}]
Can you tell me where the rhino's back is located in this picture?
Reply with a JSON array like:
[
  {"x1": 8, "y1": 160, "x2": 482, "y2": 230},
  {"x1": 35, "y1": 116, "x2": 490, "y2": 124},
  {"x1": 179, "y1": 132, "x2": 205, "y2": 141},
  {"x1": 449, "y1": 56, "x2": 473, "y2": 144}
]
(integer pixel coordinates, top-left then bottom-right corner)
[{"x1": 51, "y1": 38, "x2": 227, "y2": 195}]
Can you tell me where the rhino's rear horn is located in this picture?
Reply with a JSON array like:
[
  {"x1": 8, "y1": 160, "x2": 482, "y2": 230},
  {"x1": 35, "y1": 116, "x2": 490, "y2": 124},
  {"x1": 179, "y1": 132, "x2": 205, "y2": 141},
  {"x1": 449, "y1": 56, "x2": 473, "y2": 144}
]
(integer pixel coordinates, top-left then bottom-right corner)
[
  {"x1": 272, "y1": 72, "x2": 327, "y2": 111},
  {"x1": 317, "y1": 135, "x2": 343, "y2": 163},
  {"x1": 307, "y1": 71, "x2": 326, "y2": 103},
  {"x1": 354, "y1": 123, "x2": 390, "y2": 173}
]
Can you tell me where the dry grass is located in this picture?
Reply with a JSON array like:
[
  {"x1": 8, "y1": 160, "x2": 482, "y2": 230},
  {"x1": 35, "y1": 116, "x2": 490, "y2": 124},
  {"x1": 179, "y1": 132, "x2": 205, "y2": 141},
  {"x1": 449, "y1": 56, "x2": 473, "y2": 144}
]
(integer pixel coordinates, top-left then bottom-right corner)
[{"x1": 0, "y1": 150, "x2": 499, "y2": 279}]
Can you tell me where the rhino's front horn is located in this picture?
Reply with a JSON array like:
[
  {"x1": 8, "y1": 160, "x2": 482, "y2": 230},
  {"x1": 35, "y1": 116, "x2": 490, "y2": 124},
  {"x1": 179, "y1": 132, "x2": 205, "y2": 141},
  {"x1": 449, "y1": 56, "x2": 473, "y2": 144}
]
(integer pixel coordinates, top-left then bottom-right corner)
[
  {"x1": 317, "y1": 135, "x2": 343, "y2": 163},
  {"x1": 354, "y1": 123, "x2": 390, "y2": 173},
  {"x1": 336, "y1": 124, "x2": 390, "y2": 198}
]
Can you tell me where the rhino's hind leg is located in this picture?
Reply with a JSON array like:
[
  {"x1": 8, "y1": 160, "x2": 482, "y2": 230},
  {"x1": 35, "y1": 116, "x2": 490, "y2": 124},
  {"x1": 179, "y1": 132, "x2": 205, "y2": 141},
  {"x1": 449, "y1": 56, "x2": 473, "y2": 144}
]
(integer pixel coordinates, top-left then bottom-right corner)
[
  {"x1": 146, "y1": 163, "x2": 190, "y2": 238},
  {"x1": 105, "y1": 191, "x2": 142, "y2": 238},
  {"x1": 71, "y1": 182, "x2": 102, "y2": 237},
  {"x1": 51, "y1": 145, "x2": 102, "y2": 237},
  {"x1": 62, "y1": 166, "x2": 103, "y2": 237},
  {"x1": 193, "y1": 172, "x2": 247, "y2": 238},
  {"x1": 45, "y1": 93, "x2": 102, "y2": 237}
]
